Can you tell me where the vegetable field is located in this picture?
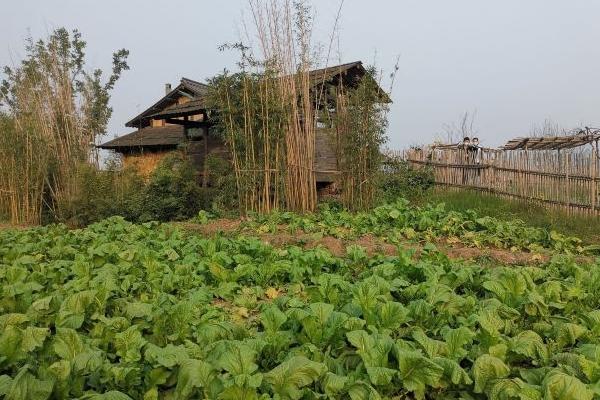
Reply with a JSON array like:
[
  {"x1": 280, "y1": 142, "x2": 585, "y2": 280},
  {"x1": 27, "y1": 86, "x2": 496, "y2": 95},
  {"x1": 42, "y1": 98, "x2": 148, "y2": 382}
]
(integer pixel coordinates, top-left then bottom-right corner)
[{"x1": 1, "y1": 202, "x2": 600, "y2": 399}]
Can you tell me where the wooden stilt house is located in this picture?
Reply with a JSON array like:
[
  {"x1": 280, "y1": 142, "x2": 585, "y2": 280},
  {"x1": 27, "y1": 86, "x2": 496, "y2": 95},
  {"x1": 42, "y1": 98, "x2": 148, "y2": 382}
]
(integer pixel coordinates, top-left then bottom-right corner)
[{"x1": 98, "y1": 61, "x2": 390, "y2": 186}]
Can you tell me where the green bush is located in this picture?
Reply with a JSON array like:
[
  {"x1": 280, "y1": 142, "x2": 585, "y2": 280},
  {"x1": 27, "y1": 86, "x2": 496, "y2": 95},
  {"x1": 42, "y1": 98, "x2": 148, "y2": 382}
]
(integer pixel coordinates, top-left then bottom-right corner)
[
  {"x1": 58, "y1": 159, "x2": 145, "y2": 226},
  {"x1": 378, "y1": 159, "x2": 434, "y2": 202},
  {"x1": 137, "y1": 153, "x2": 208, "y2": 222},
  {"x1": 204, "y1": 154, "x2": 238, "y2": 213},
  {"x1": 60, "y1": 153, "x2": 218, "y2": 226}
]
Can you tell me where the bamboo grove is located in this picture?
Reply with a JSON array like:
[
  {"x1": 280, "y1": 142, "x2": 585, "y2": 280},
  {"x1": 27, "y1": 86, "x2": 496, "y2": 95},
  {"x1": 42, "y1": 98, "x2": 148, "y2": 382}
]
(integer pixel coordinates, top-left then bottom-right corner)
[
  {"x1": 330, "y1": 67, "x2": 390, "y2": 210},
  {"x1": 207, "y1": 0, "x2": 390, "y2": 214},
  {"x1": 206, "y1": 0, "x2": 318, "y2": 214},
  {"x1": 0, "y1": 29, "x2": 128, "y2": 225}
]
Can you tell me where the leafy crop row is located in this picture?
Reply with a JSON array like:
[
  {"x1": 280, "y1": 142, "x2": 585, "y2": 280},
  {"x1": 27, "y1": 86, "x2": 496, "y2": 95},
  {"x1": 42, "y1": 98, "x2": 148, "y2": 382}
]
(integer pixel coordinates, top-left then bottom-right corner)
[
  {"x1": 241, "y1": 199, "x2": 593, "y2": 254},
  {"x1": 1, "y1": 216, "x2": 600, "y2": 399}
]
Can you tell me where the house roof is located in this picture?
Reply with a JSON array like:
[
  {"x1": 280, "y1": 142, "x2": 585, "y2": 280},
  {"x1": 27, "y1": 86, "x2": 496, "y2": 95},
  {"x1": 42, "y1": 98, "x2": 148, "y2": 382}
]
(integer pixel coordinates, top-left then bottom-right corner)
[
  {"x1": 306, "y1": 61, "x2": 392, "y2": 103},
  {"x1": 149, "y1": 99, "x2": 206, "y2": 120},
  {"x1": 98, "y1": 125, "x2": 186, "y2": 149},
  {"x1": 125, "y1": 78, "x2": 208, "y2": 128},
  {"x1": 124, "y1": 61, "x2": 389, "y2": 129},
  {"x1": 307, "y1": 61, "x2": 362, "y2": 84},
  {"x1": 103, "y1": 61, "x2": 390, "y2": 151},
  {"x1": 180, "y1": 77, "x2": 209, "y2": 95}
]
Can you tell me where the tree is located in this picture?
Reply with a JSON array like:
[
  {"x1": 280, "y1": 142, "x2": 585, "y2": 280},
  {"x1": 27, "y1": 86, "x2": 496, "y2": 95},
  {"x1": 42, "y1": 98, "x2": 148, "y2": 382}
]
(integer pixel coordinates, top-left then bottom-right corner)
[{"x1": 0, "y1": 28, "x2": 129, "y2": 224}]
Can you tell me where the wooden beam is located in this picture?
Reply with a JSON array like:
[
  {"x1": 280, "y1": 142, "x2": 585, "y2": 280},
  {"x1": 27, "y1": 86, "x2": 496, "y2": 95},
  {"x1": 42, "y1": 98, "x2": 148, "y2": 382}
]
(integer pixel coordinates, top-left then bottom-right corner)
[
  {"x1": 165, "y1": 118, "x2": 211, "y2": 128},
  {"x1": 178, "y1": 90, "x2": 194, "y2": 99}
]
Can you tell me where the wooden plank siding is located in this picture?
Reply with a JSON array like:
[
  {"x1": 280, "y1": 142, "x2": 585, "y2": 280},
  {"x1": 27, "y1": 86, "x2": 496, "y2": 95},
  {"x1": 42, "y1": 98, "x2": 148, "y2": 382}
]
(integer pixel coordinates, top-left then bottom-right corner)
[
  {"x1": 186, "y1": 136, "x2": 228, "y2": 171},
  {"x1": 314, "y1": 129, "x2": 339, "y2": 183}
]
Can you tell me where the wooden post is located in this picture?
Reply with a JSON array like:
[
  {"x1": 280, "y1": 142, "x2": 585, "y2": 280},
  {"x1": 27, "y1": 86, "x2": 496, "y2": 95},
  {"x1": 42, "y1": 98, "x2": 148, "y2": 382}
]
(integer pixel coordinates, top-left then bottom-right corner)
[
  {"x1": 523, "y1": 147, "x2": 528, "y2": 204},
  {"x1": 592, "y1": 142, "x2": 597, "y2": 212},
  {"x1": 203, "y1": 112, "x2": 209, "y2": 188},
  {"x1": 564, "y1": 151, "x2": 571, "y2": 212}
]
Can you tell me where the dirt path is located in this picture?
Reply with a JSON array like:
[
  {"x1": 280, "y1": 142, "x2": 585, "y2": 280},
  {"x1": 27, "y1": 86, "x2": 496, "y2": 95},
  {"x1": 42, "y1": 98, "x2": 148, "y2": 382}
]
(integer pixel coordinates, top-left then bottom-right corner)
[
  {"x1": 174, "y1": 220, "x2": 568, "y2": 265},
  {"x1": 0, "y1": 223, "x2": 28, "y2": 231}
]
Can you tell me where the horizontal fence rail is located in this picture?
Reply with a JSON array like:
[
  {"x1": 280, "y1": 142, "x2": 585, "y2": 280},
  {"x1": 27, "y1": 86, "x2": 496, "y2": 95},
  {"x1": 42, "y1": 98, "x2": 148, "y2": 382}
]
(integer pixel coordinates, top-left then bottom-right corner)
[{"x1": 389, "y1": 147, "x2": 600, "y2": 215}]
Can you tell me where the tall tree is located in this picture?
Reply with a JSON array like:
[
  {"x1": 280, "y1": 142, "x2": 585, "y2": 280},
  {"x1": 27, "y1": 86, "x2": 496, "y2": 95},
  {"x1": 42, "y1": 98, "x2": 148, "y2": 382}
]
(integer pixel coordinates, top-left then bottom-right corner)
[{"x1": 0, "y1": 28, "x2": 129, "y2": 224}]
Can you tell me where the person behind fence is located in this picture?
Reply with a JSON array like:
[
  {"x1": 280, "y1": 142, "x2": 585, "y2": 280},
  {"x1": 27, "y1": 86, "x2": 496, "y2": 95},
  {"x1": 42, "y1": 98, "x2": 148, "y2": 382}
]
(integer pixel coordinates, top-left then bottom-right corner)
[
  {"x1": 471, "y1": 137, "x2": 481, "y2": 163},
  {"x1": 470, "y1": 137, "x2": 482, "y2": 183},
  {"x1": 458, "y1": 137, "x2": 471, "y2": 184},
  {"x1": 458, "y1": 136, "x2": 470, "y2": 150}
]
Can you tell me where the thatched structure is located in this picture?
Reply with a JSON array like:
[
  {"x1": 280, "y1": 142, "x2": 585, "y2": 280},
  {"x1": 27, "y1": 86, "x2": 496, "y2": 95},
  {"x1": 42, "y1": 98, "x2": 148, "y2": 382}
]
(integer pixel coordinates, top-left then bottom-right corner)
[{"x1": 502, "y1": 127, "x2": 600, "y2": 150}]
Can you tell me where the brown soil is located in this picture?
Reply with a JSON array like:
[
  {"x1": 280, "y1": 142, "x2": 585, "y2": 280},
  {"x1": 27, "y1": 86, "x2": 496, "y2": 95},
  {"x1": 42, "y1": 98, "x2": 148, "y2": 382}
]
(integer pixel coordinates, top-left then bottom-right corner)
[
  {"x1": 0, "y1": 223, "x2": 28, "y2": 231},
  {"x1": 354, "y1": 234, "x2": 398, "y2": 256},
  {"x1": 305, "y1": 236, "x2": 346, "y2": 256},
  {"x1": 176, "y1": 219, "x2": 567, "y2": 265},
  {"x1": 437, "y1": 244, "x2": 547, "y2": 264},
  {"x1": 176, "y1": 219, "x2": 242, "y2": 235}
]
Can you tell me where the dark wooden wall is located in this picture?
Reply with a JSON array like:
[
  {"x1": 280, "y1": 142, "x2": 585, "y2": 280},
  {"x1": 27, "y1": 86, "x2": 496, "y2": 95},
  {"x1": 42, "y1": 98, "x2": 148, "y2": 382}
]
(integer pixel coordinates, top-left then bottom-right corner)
[
  {"x1": 186, "y1": 131, "x2": 340, "y2": 184},
  {"x1": 314, "y1": 129, "x2": 339, "y2": 183},
  {"x1": 187, "y1": 135, "x2": 228, "y2": 171}
]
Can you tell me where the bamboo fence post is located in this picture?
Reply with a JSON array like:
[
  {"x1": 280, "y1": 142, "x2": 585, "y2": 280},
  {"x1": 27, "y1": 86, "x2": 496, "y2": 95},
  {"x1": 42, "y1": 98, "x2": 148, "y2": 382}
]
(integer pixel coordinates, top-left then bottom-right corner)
[
  {"x1": 564, "y1": 152, "x2": 570, "y2": 213},
  {"x1": 523, "y1": 148, "x2": 528, "y2": 203},
  {"x1": 592, "y1": 142, "x2": 597, "y2": 213},
  {"x1": 401, "y1": 142, "x2": 600, "y2": 216}
]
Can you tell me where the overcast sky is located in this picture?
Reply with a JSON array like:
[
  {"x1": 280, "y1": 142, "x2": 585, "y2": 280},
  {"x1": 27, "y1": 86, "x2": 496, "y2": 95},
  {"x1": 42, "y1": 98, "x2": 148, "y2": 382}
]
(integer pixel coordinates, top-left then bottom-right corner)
[{"x1": 2, "y1": 0, "x2": 599, "y2": 149}]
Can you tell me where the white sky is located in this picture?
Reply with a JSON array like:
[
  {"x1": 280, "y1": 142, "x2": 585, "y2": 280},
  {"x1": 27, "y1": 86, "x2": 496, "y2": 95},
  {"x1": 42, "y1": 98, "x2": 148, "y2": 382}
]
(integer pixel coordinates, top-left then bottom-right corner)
[{"x1": 2, "y1": 0, "x2": 599, "y2": 149}]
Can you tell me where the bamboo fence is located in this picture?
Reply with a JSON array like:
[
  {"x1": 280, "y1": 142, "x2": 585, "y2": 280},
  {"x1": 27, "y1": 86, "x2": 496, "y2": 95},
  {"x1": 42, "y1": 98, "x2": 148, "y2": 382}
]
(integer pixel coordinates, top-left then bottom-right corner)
[{"x1": 392, "y1": 146, "x2": 600, "y2": 215}]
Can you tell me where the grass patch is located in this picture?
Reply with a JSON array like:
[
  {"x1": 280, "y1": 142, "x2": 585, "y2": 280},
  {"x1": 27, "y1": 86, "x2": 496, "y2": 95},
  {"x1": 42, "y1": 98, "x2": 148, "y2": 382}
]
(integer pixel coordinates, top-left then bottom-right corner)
[{"x1": 417, "y1": 187, "x2": 600, "y2": 243}]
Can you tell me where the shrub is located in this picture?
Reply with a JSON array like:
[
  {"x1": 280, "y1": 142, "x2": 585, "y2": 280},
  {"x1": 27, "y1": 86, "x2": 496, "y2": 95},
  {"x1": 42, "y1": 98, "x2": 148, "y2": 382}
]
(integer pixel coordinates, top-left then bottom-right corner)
[
  {"x1": 60, "y1": 153, "x2": 217, "y2": 226},
  {"x1": 58, "y1": 158, "x2": 145, "y2": 226},
  {"x1": 205, "y1": 154, "x2": 238, "y2": 213},
  {"x1": 137, "y1": 153, "x2": 207, "y2": 222},
  {"x1": 378, "y1": 158, "x2": 434, "y2": 202}
]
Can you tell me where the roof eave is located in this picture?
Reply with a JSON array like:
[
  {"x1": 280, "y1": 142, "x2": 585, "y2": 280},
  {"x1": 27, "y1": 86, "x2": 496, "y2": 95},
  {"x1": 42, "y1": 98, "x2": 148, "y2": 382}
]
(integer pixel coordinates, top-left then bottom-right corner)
[
  {"x1": 125, "y1": 83, "x2": 186, "y2": 128},
  {"x1": 124, "y1": 77, "x2": 207, "y2": 128}
]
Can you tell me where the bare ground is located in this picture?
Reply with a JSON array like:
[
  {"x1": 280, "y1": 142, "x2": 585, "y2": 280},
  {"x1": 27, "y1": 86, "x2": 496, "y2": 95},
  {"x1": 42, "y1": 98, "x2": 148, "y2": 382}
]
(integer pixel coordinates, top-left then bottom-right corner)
[
  {"x1": 174, "y1": 220, "x2": 570, "y2": 265},
  {"x1": 0, "y1": 223, "x2": 29, "y2": 231}
]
